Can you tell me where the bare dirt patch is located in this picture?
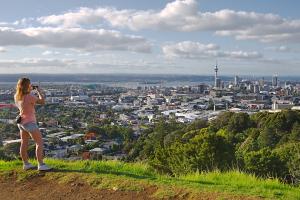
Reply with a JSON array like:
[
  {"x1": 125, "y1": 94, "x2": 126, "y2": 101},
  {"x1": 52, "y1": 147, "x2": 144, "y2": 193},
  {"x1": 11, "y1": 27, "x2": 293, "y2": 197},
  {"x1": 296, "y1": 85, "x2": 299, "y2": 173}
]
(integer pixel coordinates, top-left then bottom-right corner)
[{"x1": 0, "y1": 171, "x2": 262, "y2": 200}]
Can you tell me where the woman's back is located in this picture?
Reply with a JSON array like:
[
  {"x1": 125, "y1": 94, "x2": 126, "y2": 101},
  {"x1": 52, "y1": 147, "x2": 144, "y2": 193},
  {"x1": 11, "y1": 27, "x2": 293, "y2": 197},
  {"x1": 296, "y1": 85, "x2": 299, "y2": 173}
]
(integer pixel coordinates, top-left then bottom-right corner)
[{"x1": 15, "y1": 94, "x2": 38, "y2": 125}]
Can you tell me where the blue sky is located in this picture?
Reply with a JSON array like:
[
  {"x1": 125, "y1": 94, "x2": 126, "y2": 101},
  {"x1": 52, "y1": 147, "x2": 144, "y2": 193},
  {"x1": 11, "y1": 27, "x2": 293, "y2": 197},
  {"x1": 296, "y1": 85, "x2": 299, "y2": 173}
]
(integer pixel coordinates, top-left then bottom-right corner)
[{"x1": 0, "y1": 0, "x2": 299, "y2": 75}]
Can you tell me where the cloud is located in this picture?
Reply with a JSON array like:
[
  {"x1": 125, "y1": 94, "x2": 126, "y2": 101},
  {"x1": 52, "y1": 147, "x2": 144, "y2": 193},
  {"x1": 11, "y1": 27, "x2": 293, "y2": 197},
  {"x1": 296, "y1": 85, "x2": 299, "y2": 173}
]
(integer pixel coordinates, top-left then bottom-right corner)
[
  {"x1": 0, "y1": 58, "x2": 76, "y2": 70},
  {"x1": 42, "y1": 50, "x2": 61, "y2": 56},
  {"x1": 0, "y1": 27, "x2": 151, "y2": 53},
  {"x1": 0, "y1": 57, "x2": 170, "y2": 74},
  {"x1": 13, "y1": 18, "x2": 36, "y2": 27},
  {"x1": 37, "y1": 0, "x2": 300, "y2": 43},
  {"x1": 0, "y1": 47, "x2": 6, "y2": 53},
  {"x1": 162, "y1": 41, "x2": 263, "y2": 60},
  {"x1": 265, "y1": 45, "x2": 294, "y2": 52},
  {"x1": 0, "y1": 58, "x2": 82, "y2": 73}
]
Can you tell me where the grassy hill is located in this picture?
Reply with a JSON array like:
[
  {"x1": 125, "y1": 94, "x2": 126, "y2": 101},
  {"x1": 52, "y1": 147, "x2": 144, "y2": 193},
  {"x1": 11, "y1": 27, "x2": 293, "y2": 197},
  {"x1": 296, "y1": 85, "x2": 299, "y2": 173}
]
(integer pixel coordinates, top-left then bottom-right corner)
[{"x1": 0, "y1": 159, "x2": 299, "y2": 200}]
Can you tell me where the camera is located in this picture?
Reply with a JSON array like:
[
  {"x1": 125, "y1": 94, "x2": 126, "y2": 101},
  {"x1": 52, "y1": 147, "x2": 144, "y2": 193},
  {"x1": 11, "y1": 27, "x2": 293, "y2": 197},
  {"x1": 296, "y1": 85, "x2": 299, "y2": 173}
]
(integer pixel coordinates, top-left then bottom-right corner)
[
  {"x1": 16, "y1": 115, "x2": 22, "y2": 124},
  {"x1": 32, "y1": 85, "x2": 39, "y2": 90}
]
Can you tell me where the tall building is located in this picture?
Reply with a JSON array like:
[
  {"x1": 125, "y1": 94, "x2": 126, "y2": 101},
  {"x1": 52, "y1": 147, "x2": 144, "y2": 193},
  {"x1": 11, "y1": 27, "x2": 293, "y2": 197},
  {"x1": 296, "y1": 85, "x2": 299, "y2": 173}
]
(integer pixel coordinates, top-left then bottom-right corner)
[
  {"x1": 254, "y1": 84, "x2": 260, "y2": 94},
  {"x1": 259, "y1": 77, "x2": 265, "y2": 87},
  {"x1": 272, "y1": 74, "x2": 278, "y2": 87},
  {"x1": 234, "y1": 75, "x2": 239, "y2": 86},
  {"x1": 214, "y1": 62, "x2": 221, "y2": 88}
]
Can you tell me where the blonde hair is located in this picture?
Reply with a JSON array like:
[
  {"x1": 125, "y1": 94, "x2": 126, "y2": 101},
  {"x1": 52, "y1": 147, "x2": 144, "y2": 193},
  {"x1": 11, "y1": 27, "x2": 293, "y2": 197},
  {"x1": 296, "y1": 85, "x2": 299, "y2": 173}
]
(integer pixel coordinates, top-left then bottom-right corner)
[{"x1": 14, "y1": 77, "x2": 30, "y2": 101}]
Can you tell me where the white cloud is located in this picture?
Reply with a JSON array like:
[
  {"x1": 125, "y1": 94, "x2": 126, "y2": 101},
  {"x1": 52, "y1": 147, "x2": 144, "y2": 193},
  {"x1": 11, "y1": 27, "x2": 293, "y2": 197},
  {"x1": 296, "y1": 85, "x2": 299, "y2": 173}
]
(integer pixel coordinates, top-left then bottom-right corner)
[
  {"x1": 0, "y1": 27, "x2": 151, "y2": 53},
  {"x1": 162, "y1": 41, "x2": 263, "y2": 60},
  {"x1": 0, "y1": 47, "x2": 6, "y2": 53},
  {"x1": 37, "y1": 0, "x2": 300, "y2": 43},
  {"x1": 265, "y1": 45, "x2": 293, "y2": 52},
  {"x1": 0, "y1": 58, "x2": 75, "y2": 68},
  {"x1": 42, "y1": 50, "x2": 61, "y2": 56},
  {"x1": 0, "y1": 57, "x2": 170, "y2": 74},
  {"x1": 13, "y1": 18, "x2": 35, "y2": 27},
  {"x1": 0, "y1": 58, "x2": 81, "y2": 73}
]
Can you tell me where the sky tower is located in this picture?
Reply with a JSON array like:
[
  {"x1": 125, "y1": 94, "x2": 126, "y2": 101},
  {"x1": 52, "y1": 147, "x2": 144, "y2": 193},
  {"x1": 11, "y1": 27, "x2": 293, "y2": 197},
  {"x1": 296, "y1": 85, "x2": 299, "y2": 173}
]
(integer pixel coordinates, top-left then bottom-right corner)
[
  {"x1": 214, "y1": 61, "x2": 221, "y2": 88},
  {"x1": 214, "y1": 62, "x2": 218, "y2": 79}
]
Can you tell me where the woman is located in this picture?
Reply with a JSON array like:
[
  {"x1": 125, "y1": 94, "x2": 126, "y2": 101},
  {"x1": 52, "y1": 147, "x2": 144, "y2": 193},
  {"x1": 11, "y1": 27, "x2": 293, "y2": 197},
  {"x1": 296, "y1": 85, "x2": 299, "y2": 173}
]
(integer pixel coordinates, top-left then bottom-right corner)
[{"x1": 14, "y1": 77, "x2": 51, "y2": 171}]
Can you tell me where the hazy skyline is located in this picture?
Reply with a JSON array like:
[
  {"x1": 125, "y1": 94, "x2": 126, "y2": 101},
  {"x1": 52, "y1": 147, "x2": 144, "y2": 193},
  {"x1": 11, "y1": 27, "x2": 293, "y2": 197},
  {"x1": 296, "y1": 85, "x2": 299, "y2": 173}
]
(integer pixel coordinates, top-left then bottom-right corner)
[{"x1": 0, "y1": 0, "x2": 299, "y2": 75}]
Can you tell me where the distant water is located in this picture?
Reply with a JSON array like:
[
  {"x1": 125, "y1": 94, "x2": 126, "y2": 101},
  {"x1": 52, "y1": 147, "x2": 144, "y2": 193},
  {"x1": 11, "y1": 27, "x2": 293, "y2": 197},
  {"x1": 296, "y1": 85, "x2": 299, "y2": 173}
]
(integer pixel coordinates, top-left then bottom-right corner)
[{"x1": 0, "y1": 74, "x2": 299, "y2": 88}]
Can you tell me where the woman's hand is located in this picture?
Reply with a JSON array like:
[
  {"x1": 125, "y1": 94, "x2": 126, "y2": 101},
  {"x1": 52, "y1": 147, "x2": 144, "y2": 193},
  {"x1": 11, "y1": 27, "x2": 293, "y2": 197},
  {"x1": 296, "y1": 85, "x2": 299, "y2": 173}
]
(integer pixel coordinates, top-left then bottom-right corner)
[{"x1": 36, "y1": 87, "x2": 46, "y2": 105}]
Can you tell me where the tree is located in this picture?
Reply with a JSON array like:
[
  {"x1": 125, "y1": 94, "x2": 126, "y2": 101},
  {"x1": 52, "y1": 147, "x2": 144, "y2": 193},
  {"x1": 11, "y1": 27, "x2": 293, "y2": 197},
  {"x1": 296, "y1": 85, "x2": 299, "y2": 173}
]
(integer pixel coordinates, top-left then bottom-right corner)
[
  {"x1": 209, "y1": 112, "x2": 234, "y2": 132},
  {"x1": 150, "y1": 130, "x2": 235, "y2": 176},
  {"x1": 257, "y1": 127, "x2": 279, "y2": 149},
  {"x1": 291, "y1": 122, "x2": 300, "y2": 142},
  {"x1": 244, "y1": 148, "x2": 288, "y2": 179},
  {"x1": 0, "y1": 147, "x2": 10, "y2": 160},
  {"x1": 275, "y1": 143, "x2": 300, "y2": 184},
  {"x1": 184, "y1": 119, "x2": 208, "y2": 132},
  {"x1": 227, "y1": 112, "x2": 252, "y2": 133},
  {"x1": 87, "y1": 126, "x2": 106, "y2": 138},
  {"x1": 3, "y1": 142, "x2": 20, "y2": 159},
  {"x1": 0, "y1": 134, "x2": 3, "y2": 147}
]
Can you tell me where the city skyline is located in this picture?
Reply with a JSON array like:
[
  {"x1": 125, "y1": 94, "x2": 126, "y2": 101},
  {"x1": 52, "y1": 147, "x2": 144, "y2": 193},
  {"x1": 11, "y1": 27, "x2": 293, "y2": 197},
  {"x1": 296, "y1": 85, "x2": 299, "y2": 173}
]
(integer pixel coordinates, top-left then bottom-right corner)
[{"x1": 0, "y1": 0, "x2": 300, "y2": 75}]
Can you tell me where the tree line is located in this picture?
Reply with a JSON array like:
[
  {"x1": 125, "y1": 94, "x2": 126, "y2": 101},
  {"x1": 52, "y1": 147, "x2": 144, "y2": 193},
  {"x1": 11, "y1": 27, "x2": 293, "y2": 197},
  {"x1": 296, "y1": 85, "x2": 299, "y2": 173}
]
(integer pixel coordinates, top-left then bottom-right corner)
[{"x1": 126, "y1": 110, "x2": 300, "y2": 185}]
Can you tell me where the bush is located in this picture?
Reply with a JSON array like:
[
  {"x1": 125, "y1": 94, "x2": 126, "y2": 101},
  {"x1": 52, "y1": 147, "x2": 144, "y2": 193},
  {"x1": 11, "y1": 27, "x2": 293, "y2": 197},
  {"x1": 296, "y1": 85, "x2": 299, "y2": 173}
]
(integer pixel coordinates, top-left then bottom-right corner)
[
  {"x1": 275, "y1": 143, "x2": 300, "y2": 185},
  {"x1": 244, "y1": 148, "x2": 288, "y2": 179},
  {"x1": 150, "y1": 131, "x2": 235, "y2": 176}
]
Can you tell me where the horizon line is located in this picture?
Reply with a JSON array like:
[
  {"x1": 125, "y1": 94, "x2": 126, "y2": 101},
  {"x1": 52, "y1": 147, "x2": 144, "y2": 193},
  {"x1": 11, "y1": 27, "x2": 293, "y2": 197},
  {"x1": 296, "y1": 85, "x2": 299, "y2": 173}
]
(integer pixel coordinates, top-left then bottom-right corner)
[{"x1": 0, "y1": 73, "x2": 298, "y2": 77}]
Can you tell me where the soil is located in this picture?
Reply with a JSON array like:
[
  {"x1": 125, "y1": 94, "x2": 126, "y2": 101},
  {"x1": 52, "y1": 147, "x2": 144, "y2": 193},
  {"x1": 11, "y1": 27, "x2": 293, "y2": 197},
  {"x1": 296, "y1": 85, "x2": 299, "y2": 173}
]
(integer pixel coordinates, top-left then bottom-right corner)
[{"x1": 0, "y1": 171, "x2": 262, "y2": 200}]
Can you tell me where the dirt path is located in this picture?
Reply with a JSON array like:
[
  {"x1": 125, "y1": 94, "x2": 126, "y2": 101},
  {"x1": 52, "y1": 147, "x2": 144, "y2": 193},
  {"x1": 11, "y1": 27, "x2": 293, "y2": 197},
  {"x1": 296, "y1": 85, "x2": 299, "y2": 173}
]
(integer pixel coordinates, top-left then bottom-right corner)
[
  {"x1": 0, "y1": 172, "x2": 262, "y2": 200},
  {"x1": 0, "y1": 177, "x2": 158, "y2": 200}
]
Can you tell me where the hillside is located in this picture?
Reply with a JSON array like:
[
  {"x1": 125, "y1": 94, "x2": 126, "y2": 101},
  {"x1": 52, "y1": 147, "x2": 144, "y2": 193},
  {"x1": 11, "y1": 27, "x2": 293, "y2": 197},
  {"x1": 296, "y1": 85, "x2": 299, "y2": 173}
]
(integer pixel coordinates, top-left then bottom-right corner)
[{"x1": 0, "y1": 159, "x2": 299, "y2": 200}]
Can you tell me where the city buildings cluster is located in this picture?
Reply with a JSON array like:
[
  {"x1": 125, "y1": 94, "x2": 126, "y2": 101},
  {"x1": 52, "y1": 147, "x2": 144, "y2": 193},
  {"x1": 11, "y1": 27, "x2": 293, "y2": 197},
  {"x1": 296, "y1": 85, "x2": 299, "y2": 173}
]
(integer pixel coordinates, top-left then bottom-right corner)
[{"x1": 1, "y1": 66, "x2": 300, "y2": 160}]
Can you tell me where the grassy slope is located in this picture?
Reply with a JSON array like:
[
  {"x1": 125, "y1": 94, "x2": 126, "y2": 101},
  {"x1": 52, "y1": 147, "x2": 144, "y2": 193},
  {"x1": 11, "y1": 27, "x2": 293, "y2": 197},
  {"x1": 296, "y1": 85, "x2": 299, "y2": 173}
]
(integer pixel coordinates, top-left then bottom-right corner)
[{"x1": 0, "y1": 159, "x2": 299, "y2": 200}]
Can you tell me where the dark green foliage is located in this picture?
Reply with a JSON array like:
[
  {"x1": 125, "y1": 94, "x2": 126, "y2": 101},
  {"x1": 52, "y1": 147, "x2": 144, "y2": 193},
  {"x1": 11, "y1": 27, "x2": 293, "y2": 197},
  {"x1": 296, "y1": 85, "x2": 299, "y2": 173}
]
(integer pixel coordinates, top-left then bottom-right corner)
[
  {"x1": 0, "y1": 148, "x2": 10, "y2": 160},
  {"x1": 184, "y1": 119, "x2": 208, "y2": 132},
  {"x1": 290, "y1": 122, "x2": 300, "y2": 141},
  {"x1": 275, "y1": 143, "x2": 300, "y2": 184},
  {"x1": 257, "y1": 127, "x2": 279, "y2": 148},
  {"x1": 127, "y1": 110, "x2": 300, "y2": 185},
  {"x1": 150, "y1": 129, "x2": 235, "y2": 176},
  {"x1": 255, "y1": 110, "x2": 300, "y2": 132},
  {"x1": 244, "y1": 148, "x2": 288, "y2": 178},
  {"x1": 208, "y1": 112, "x2": 234, "y2": 132},
  {"x1": 28, "y1": 144, "x2": 36, "y2": 158},
  {"x1": 227, "y1": 112, "x2": 253, "y2": 133},
  {"x1": 2, "y1": 142, "x2": 20, "y2": 159}
]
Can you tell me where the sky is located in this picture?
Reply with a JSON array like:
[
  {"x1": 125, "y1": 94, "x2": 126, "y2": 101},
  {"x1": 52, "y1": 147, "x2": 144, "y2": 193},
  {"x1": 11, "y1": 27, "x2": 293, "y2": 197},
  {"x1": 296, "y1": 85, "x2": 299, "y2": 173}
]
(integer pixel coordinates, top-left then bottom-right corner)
[{"x1": 0, "y1": 0, "x2": 300, "y2": 75}]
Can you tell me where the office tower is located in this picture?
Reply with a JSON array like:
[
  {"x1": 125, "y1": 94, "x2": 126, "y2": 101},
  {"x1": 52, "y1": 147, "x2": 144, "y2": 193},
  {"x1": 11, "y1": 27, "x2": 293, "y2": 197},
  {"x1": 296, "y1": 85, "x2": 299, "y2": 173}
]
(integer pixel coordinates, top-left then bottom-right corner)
[
  {"x1": 234, "y1": 75, "x2": 239, "y2": 86},
  {"x1": 272, "y1": 74, "x2": 278, "y2": 87}
]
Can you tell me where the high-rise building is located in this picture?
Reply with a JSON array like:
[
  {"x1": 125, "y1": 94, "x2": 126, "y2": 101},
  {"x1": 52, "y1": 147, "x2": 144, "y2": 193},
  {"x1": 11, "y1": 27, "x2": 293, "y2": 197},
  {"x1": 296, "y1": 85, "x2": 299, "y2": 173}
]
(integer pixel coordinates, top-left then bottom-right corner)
[
  {"x1": 234, "y1": 75, "x2": 239, "y2": 86},
  {"x1": 272, "y1": 74, "x2": 278, "y2": 87},
  {"x1": 259, "y1": 77, "x2": 265, "y2": 87},
  {"x1": 254, "y1": 84, "x2": 260, "y2": 94},
  {"x1": 214, "y1": 62, "x2": 221, "y2": 88}
]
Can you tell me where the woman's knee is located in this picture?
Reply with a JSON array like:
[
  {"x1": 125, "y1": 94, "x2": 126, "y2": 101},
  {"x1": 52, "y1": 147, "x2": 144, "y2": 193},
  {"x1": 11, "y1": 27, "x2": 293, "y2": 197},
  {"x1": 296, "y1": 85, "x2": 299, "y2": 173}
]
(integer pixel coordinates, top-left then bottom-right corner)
[
  {"x1": 20, "y1": 130, "x2": 30, "y2": 140},
  {"x1": 20, "y1": 140, "x2": 29, "y2": 147},
  {"x1": 35, "y1": 140, "x2": 44, "y2": 147},
  {"x1": 20, "y1": 135, "x2": 29, "y2": 147}
]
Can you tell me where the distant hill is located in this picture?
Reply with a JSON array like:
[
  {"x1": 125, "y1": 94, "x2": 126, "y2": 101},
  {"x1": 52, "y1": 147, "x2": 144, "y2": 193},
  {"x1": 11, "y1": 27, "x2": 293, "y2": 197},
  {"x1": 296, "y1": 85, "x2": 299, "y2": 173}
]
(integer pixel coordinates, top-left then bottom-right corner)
[{"x1": 0, "y1": 159, "x2": 299, "y2": 200}]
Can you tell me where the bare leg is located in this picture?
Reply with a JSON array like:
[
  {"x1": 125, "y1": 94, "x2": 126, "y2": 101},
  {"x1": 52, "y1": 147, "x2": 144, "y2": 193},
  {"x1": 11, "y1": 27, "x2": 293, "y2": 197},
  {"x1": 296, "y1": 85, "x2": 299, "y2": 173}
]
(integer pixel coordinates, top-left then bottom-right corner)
[
  {"x1": 20, "y1": 130, "x2": 30, "y2": 164},
  {"x1": 29, "y1": 129, "x2": 44, "y2": 165}
]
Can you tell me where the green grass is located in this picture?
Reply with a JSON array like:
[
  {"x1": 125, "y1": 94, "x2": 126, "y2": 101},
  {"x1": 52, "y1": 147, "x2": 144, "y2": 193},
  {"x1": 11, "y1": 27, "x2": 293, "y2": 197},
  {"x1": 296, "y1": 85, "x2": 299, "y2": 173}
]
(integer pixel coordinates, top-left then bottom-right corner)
[{"x1": 0, "y1": 159, "x2": 300, "y2": 200}]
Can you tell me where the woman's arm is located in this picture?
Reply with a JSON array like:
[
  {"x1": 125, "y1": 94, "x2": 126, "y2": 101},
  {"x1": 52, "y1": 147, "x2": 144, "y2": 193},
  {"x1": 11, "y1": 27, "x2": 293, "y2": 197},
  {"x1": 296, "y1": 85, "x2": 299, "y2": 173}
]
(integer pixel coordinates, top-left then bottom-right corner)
[{"x1": 36, "y1": 88, "x2": 46, "y2": 105}]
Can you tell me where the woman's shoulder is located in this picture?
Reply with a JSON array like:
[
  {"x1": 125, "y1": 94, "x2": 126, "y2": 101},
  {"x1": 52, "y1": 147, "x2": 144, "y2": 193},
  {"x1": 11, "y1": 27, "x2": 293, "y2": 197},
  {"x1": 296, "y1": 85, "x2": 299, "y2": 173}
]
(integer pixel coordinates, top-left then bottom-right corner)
[{"x1": 26, "y1": 93, "x2": 39, "y2": 102}]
